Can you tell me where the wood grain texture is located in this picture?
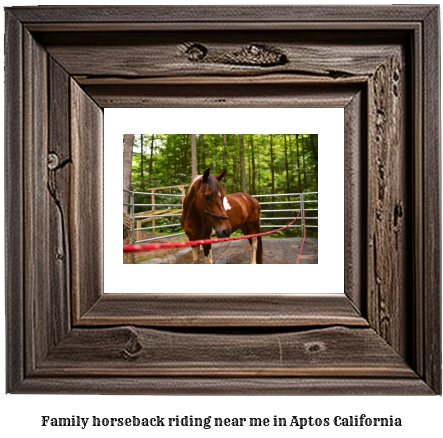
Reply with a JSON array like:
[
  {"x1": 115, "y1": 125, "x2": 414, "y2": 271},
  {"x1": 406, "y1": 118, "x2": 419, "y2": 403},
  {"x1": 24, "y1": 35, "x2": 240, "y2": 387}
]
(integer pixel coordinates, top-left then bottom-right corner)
[
  {"x1": 70, "y1": 80, "x2": 104, "y2": 320},
  {"x1": 8, "y1": 5, "x2": 436, "y2": 23},
  {"x1": 48, "y1": 57, "x2": 72, "y2": 345},
  {"x1": 37, "y1": 326, "x2": 415, "y2": 378},
  {"x1": 422, "y1": 6, "x2": 441, "y2": 394},
  {"x1": 23, "y1": 29, "x2": 50, "y2": 371},
  {"x1": 366, "y1": 50, "x2": 409, "y2": 358},
  {"x1": 4, "y1": 5, "x2": 441, "y2": 394},
  {"x1": 41, "y1": 32, "x2": 401, "y2": 80},
  {"x1": 12, "y1": 377, "x2": 434, "y2": 396},
  {"x1": 4, "y1": 10, "x2": 24, "y2": 393},
  {"x1": 79, "y1": 294, "x2": 367, "y2": 327},
  {"x1": 411, "y1": 18, "x2": 425, "y2": 382},
  {"x1": 82, "y1": 83, "x2": 361, "y2": 109},
  {"x1": 344, "y1": 90, "x2": 366, "y2": 313}
]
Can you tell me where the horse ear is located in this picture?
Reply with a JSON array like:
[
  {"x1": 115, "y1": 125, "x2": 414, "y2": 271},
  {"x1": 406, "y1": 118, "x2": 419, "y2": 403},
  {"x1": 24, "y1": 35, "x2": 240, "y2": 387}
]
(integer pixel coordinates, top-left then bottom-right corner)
[
  {"x1": 202, "y1": 168, "x2": 211, "y2": 182},
  {"x1": 215, "y1": 169, "x2": 226, "y2": 182}
]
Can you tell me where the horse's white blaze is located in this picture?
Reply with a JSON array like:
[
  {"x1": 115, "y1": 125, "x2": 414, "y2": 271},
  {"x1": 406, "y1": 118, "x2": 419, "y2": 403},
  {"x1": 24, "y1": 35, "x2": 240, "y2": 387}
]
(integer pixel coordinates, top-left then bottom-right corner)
[
  {"x1": 250, "y1": 237, "x2": 258, "y2": 264},
  {"x1": 191, "y1": 246, "x2": 200, "y2": 264},
  {"x1": 218, "y1": 191, "x2": 221, "y2": 198},
  {"x1": 205, "y1": 248, "x2": 213, "y2": 264},
  {"x1": 223, "y1": 197, "x2": 232, "y2": 210}
]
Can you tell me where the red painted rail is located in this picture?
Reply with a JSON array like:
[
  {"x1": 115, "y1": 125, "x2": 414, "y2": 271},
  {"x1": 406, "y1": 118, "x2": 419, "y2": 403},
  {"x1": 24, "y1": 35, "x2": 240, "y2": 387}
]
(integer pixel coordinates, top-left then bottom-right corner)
[
  {"x1": 124, "y1": 210, "x2": 300, "y2": 251},
  {"x1": 123, "y1": 209, "x2": 307, "y2": 263}
]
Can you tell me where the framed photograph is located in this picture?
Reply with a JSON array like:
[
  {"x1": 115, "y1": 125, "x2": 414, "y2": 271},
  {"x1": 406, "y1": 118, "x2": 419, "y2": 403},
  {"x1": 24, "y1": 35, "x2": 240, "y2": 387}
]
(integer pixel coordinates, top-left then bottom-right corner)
[
  {"x1": 5, "y1": 5, "x2": 440, "y2": 394},
  {"x1": 107, "y1": 108, "x2": 343, "y2": 293}
]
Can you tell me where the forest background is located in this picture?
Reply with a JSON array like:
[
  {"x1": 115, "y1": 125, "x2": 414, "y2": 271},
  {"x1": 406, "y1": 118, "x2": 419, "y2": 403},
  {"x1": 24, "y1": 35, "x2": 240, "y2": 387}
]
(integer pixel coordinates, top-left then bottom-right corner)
[{"x1": 123, "y1": 134, "x2": 318, "y2": 239}]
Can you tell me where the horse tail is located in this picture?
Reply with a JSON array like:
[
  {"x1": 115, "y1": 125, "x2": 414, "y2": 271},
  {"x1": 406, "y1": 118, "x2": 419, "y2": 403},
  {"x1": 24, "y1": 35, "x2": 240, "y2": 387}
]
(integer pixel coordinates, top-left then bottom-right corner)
[{"x1": 256, "y1": 235, "x2": 263, "y2": 264}]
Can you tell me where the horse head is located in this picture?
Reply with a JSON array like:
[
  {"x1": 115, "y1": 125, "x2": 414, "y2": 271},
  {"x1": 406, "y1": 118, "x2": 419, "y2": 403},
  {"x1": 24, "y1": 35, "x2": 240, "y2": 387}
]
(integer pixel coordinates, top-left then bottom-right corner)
[{"x1": 196, "y1": 168, "x2": 232, "y2": 238}]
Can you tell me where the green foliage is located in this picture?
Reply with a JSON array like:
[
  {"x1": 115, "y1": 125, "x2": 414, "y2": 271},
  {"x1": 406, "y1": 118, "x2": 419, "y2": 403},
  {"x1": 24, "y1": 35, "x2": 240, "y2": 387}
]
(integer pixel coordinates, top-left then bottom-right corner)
[{"x1": 125, "y1": 134, "x2": 318, "y2": 238}]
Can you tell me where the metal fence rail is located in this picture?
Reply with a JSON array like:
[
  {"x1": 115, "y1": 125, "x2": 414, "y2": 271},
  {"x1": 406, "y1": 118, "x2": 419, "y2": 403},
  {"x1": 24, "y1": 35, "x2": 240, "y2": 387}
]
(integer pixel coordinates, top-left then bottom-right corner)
[
  {"x1": 253, "y1": 193, "x2": 318, "y2": 232},
  {"x1": 124, "y1": 189, "x2": 318, "y2": 244}
]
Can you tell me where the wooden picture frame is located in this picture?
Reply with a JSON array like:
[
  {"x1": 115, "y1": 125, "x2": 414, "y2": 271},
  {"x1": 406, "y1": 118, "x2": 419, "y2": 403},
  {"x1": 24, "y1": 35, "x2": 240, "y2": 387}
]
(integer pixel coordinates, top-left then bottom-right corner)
[{"x1": 5, "y1": 5, "x2": 441, "y2": 394}]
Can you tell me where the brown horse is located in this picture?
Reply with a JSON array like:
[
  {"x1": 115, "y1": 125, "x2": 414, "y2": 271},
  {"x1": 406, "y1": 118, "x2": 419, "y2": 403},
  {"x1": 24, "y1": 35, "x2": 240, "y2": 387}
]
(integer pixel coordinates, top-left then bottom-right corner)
[{"x1": 181, "y1": 168, "x2": 263, "y2": 264}]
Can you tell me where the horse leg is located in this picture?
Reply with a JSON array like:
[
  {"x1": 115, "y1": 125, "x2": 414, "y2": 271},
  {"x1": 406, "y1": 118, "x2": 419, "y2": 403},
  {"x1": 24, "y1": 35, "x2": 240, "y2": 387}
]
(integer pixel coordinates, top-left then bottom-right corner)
[
  {"x1": 202, "y1": 243, "x2": 213, "y2": 264},
  {"x1": 250, "y1": 237, "x2": 258, "y2": 264},
  {"x1": 191, "y1": 245, "x2": 200, "y2": 264},
  {"x1": 240, "y1": 223, "x2": 256, "y2": 264},
  {"x1": 241, "y1": 221, "x2": 263, "y2": 264},
  {"x1": 256, "y1": 236, "x2": 263, "y2": 264}
]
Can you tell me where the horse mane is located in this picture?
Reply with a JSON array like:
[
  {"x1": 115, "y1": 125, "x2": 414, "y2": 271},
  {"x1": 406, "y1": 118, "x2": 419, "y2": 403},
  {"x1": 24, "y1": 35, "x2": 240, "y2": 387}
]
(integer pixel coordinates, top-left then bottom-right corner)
[
  {"x1": 189, "y1": 174, "x2": 226, "y2": 197},
  {"x1": 201, "y1": 175, "x2": 226, "y2": 198}
]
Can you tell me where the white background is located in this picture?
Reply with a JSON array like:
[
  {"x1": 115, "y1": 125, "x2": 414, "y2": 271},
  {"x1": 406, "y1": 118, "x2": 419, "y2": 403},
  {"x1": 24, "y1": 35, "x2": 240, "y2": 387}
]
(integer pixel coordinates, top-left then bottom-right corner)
[
  {"x1": 1, "y1": 1, "x2": 442, "y2": 438},
  {"x1": 106, "y1": 108, "x2": 344, "y2": 293}
]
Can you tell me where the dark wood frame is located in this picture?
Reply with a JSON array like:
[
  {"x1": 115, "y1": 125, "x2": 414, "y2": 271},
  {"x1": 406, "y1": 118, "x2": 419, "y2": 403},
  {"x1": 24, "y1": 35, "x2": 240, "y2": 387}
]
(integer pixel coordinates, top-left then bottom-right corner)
[{"x1": 5, "y1": 6, "x2": 441, "y2": 394}]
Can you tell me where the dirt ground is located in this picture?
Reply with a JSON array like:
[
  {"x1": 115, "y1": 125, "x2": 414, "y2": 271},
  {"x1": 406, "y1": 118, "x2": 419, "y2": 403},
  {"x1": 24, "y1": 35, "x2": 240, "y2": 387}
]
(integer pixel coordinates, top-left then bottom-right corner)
[{"x1": 137, "y1": 237, "x2": 318, "y2": 264}]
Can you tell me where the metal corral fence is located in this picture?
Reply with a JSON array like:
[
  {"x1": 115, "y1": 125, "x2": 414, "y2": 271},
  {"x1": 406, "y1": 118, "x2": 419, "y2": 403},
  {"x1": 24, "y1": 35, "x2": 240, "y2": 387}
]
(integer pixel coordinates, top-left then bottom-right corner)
[{"x1": 124, "y1": 188, "x2": 318, "y2": 244}]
